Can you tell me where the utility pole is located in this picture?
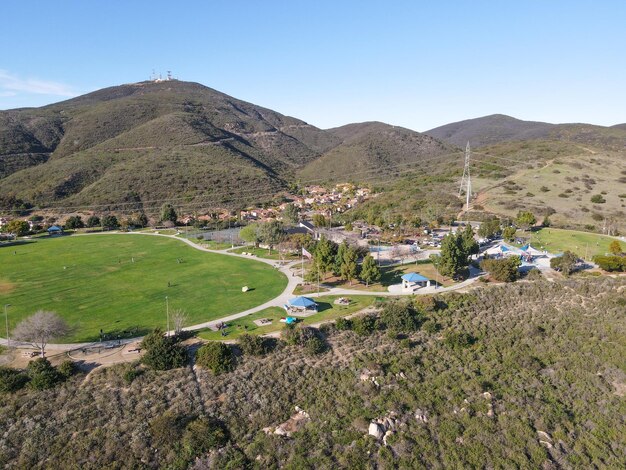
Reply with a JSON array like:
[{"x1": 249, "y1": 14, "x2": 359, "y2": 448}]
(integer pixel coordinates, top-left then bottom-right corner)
[
  {"x1": 459, "y1": 141, "x2": 472, "y2": 211},
  {"x1": 4, "y1": 304, "x2": 10, "y2": 348},
  {"x1": 165, "y1": 296, "x2": 170, "y2": 337}
]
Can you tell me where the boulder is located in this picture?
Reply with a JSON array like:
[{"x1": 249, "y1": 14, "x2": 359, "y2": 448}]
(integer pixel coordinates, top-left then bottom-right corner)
[{"x1": 368, "y1": 422, "x2": 385, "y2": 440}]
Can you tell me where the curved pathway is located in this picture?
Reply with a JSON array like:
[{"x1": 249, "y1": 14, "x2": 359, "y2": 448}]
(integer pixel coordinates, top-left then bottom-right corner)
[{"x1": 0, "y1": 231, "x2": 482, "y2": 350}]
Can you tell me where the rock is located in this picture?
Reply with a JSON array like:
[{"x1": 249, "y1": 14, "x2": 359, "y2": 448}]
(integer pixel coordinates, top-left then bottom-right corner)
[
  {"x1": 539, "y1": 440, "x2": 553, "y2": 449},
  {"x1": 274, "y1": 426, "x2": 289, "y2": 436},
  {"x1": 536, "y1": 430, "x2": 552, "y2": 441},
  {"x1": 382, "y1": 430, "x2": 394, "y2": 446},
  {"x1": 487, "y1": 404, "x2": 494, "y2": 418},
  {"x1": 415, "y1": 409, "x2": 429, "y2": 423},
  {"x1": 368, "y1": 422, "x2": 385, "y2": 440},
  {"x1": 262, "y1": 427, "x2": 273, "y2": 435},
  {"x1": 482, "y1": 391, "x2": 492, "y2": 400}
]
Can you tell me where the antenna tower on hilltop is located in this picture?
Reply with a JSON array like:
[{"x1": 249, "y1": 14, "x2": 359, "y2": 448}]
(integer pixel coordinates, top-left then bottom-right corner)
[{"x1": 459, "y1": 141, "x2": 472, "y2": 211}]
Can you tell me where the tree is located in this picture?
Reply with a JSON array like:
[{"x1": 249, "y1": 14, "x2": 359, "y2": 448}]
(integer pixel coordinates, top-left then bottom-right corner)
[
  {"x1": 515, "y1": 211, "x2": 536, "y2": 231},
  {"x1": 550, "y1": 251, "x2": 578, "y2": 276},
  {"x1": 609, "y1": 240, "x2": 622, "y2": 255},
  {"x1": 335, "y1": 241, "x2": 349, "y2": 275},
  {"x1": 436, "y1": 233, "x2": 467, "y2": 278},
  {"x1": 352, "y1": 313, "x2": 378, "y2": 336},
  {"x1": 64, "y1": 216, "x2": 84, "y2": 230},
  {"x1": 502, "y1": 226, "x2": 516, "y2": 242},
  {"x1": 140, "y1": 330, "x2": 187, "y2": 370},
  {"x1": 171, "y1": 309, "x2": 188, "y2": 336},
  {"x1": 86, "y1": 215, "x2": 100, "y2": 228},
  {"x1": 461, "y1": 224, "x2": 479, "y2": 259},
  {"x1": 239, "y1": 223, "x2": 260, "y2": 246},
  {"x1": 4, "y1": 220, "x2": 29, "y2": 237},
  {"x1": 380, "y1": 300, "x2": 421, "y2": 332},
  {"x1": 0, "y1": 367, "x2": 29, "y2": 393},
  {"x1": 195, "y1": 342, "x2": 234, "y2": 374},
  {"x1": 12, "y1": 311, "x2": 69, "y2": 358},
  {"x1": 480, "y1": 256, "x2": 521, "y2": 282},
  {"x1": 238, "y1": 334, "x2": 268, "y2": 356},
  {"x1": 101, "y1": 215, "x2": 119, "y2": 230},
  {"x1": 593, "y1": 255, "x2": 626, "y2": 272},
  {"x1": 257, "y1": 220, "x2": 284, "y2": 254},
  {"x1": 282, "y1": 203, "x2": 300, "y2": 224},
  {"x1": 27, "y1": 357, "x2": 63, "y2": 390},
  {"x1": 312, "y1": 213, "x2": 328, "y2": 228},
  {"x1": 314, "y1": 236, "x2": 337, "y2": 277},
  {"x1": 360, "y1": 254, "x2": 381, "y2": 287},
  {"x1": 340, "y1": 245, "x2": 360, "y2": 285},
  {"x1": 478, "y1": 218, "x2": 500, "y2": 239},
  {"x1": 136, "y1": 212, "x2": 149, "y2": 228},
  {"x1": 160, "y1": 204, "x2": 178, "y2": 224}
]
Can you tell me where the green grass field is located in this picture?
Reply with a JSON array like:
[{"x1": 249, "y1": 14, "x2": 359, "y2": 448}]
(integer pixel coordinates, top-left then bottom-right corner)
[
  {"x1": 527, "y1": 228, "x2": 619, "y2": 259},
  {"x1": 198, "y1": 295, "x2": 379, "y2": 340},
  {"x1": 0, "y1": 234, "x2": 287, "y2": 342}
]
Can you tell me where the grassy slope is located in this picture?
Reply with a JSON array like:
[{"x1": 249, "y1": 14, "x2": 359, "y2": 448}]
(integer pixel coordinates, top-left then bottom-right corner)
[
  {"x1": 0, "y1": 234, "x2": 287, "y2": 342},
  {"x1": 471, "y1": 143, "x2": 626, "y2": 232},
  {"x1": 526, "y1": 228, "x2": 620, "y2": 259}
]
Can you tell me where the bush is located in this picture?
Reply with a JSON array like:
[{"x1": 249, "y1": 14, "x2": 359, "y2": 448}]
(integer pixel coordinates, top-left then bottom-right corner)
[
  {"x1": 141, "y1": 330, "x2": 188, "y2": 371},
  {"x1": 422, "y1": 320, "x2": 441, "y2": 334},
  {"x1": 0, "y1": 367, "x2": 29, "y2": 393},
  {"x1": 335, "y1": 317, "x2": 353, "y2": 331},
  {"x1": 380, "y1": 300, "x2": 421, "y2": 332},
  {"x1": 196, "y1": 342, "x2": 234, "y2": 374},
  {"x1": 182, "y1": 417, "x2": 229, "y2": 456},
  {"x1": 525, "y1": 268, "x2": 543, "y2": 280},
  {"x1": 590, "y1": 194, "x2": 606, "y2": 203},
  {"x1": 123, "y1": 366, "x2": 143, "y2": 384},
  {"x1": 352, "y1": 313, "x2": 378, "y2": 336},
  {"x1": 27, "y1": 358, "x2": 62, "y2": 390},
  {"x1": 480, "y1": 256, "x2": 521, "y2": 282},
  {"x1": 304, "y1": 336, "x2": 327, "y2": 355},
  {"x1": 237, "y1": 333, "x2": 268, "y2": 356},
  {"x1": 593, "y1": 255, "x2": 626, "y2": 272},
  {"x1": 57, "y1": 360, "x2": 76, "y2": 379},
  {"x1": 550, "y1": 251, "x2": 579, "y2": 276},
  {"x1": 444, "y1": 331, "x2": 475, "y2": 349}
]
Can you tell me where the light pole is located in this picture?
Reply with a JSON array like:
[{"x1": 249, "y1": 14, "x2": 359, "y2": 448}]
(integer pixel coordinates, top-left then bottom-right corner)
[
  {"x1": 165, "y1": 296, "x2": 170, "y2": 337},
  {"x1": 4, "y1": 304, "x2": 10, "y2": 348}
]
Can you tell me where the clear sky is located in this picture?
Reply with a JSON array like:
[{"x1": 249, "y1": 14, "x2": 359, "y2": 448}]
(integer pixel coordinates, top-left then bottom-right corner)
[{"x1": 1, "y1": 1, "x2": 624, "y2": 131}]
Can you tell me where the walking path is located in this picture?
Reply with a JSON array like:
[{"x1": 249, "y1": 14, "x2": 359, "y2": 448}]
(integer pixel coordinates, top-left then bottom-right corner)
[{"x1": 0, "y1": 231, "x2": 482, "y2": 351}]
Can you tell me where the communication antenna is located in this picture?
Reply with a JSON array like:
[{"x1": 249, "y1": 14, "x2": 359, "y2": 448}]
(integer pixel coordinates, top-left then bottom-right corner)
[
  {"x1": 167, "y1": 70, "x2": 172, "y2": 80},
  {"x1": 459, "y1": 141, "x2": 472, "y2": 211}
]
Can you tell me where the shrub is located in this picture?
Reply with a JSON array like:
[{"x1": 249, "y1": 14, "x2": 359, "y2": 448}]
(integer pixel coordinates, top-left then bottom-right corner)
[
  {"x1": 352, "y1": 313, "x2": 378, "y2": 336},
  {"x1": 0, "y1": 367, "x2": 29, "y2": 393},
  {"x1": 196, "y1": 342, "x2": 234, "y2": 374},
  {"x1": 123, "y1": 366, "x2": 143, "y2": 384},
  {"x1": 335, "y1": 317, "x2": 353, "y2": 331},
  {"x1": 141, "y1": 330, "x2": 188, "y2": 371},
  {"x1": 27, "y1": 358, "x2": 62, "y2": 390},
  {"x1": 304, "y1": 336, "x2": 327, "y2": 355},
  {"x1": 380, "y1": 300, "x2": 421, "y2": 332},
  {"x1": 593, "y1": 255, "x2": 626, "y2": 272},
  {"x1": 590, "y1": 194, "x2": 606, "y2": 203},
  {"x1": 480, "y1": 256, "x2": 521, "y2": 282},
  {"x1": 57, "y1": 360, "x2": 76, "y2": 379},
  {"x1": 525, "y1": 268, "x2": 543, "y2": 280},
  {"x1": 423, "y1": 320, "x2": 441, "y2": 334},
  {"x1": 182, "y1": 417, "x2": 229, "y2": 456},
  {"x1": 444, "y1": 331, "x2": 475, "y2": 349},
  {"x1": 150, "y1": 412, "x2": 187, "y2": 449},
  {"x1": 550, "y1": 251, "x2": 579, "y2": 276},
  {"x1": 238, "y1": 333, "x2": 267, "y2": 356}
]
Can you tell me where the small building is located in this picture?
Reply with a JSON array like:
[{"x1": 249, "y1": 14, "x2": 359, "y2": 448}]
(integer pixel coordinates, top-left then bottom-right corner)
[
  {"x1": 47, "y1": 225, "x2": 63, "y2": 236},
  {"x1": 285, "y1": 296, "x2": 318, "y2": 316},
  {"x1": 401, "y1": 272, "x2": 431, "y2": 291}
]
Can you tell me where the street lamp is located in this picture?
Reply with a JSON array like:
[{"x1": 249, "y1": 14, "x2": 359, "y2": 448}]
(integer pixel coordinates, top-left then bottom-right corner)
[
  {"x1": 165, "y1": 296, "x2": 170, "y2": 337},
  {"x1": 4, "y1": 304, "x2": 10, "y2": 348}
]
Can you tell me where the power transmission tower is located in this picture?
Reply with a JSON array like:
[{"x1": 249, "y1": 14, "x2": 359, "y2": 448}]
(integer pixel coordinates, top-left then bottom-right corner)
[{"x1": 458, "y1": 141, "x2": 472, "y2": 210}]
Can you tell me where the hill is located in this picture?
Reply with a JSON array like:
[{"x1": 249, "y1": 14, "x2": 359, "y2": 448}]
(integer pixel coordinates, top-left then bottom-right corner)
[
  {"x1": 0, "y1": 80, "x2": 339, "y2": 213},
  {"x1": 299, "y1": 121, "x2": 457, "y2": 183},
  {"x1": 426, "y1": 114, "x2": 626, "y2": 151},
  {"x1": 0, "y1": 277, "x2": 624, "y2": 468}
]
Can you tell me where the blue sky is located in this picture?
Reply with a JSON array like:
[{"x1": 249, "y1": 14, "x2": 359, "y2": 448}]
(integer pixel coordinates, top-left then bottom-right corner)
[{"x1": 1, "y1": 1, "x2": 624, "y2": 130}]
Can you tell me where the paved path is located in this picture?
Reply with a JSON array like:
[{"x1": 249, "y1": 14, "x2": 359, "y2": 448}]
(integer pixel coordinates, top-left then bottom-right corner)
[{"x1": 0, "y1": 231, "x2": 482, "y2": 350}]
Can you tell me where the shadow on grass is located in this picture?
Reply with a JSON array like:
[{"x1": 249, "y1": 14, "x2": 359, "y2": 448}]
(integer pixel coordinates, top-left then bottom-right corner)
[{"x1": 0, "y1": 239, "x2": 37, "y2": 248}]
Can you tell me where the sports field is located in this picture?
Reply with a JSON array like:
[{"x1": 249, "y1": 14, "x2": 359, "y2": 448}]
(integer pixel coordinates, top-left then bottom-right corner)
[
  {"x1": 528, "y1": 228, "x2": 620, "y2": 259},
  {"x1": 0, "y1": 234, "x2": 287, "y2": 342}
]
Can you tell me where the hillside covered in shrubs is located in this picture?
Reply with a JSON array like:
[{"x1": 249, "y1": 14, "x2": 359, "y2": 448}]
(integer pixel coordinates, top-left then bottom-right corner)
[{"x1": 0, "y1": 277, "x2": 625, "y2": 468}]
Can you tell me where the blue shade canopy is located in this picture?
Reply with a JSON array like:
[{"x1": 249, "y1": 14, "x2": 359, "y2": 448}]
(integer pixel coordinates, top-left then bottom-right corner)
[
  {"x1": 500, "y1": 245, "x2": 510, "y2": 252},
  {"x1": 47, "y1": 225, "x2": 62, "y2": 231},
  {"x1": 288, "y1": 296, "x2": 317, "y2": 307},
  {"x1": 401, "y1": 273, "x2": 429, "y2": 282}
]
